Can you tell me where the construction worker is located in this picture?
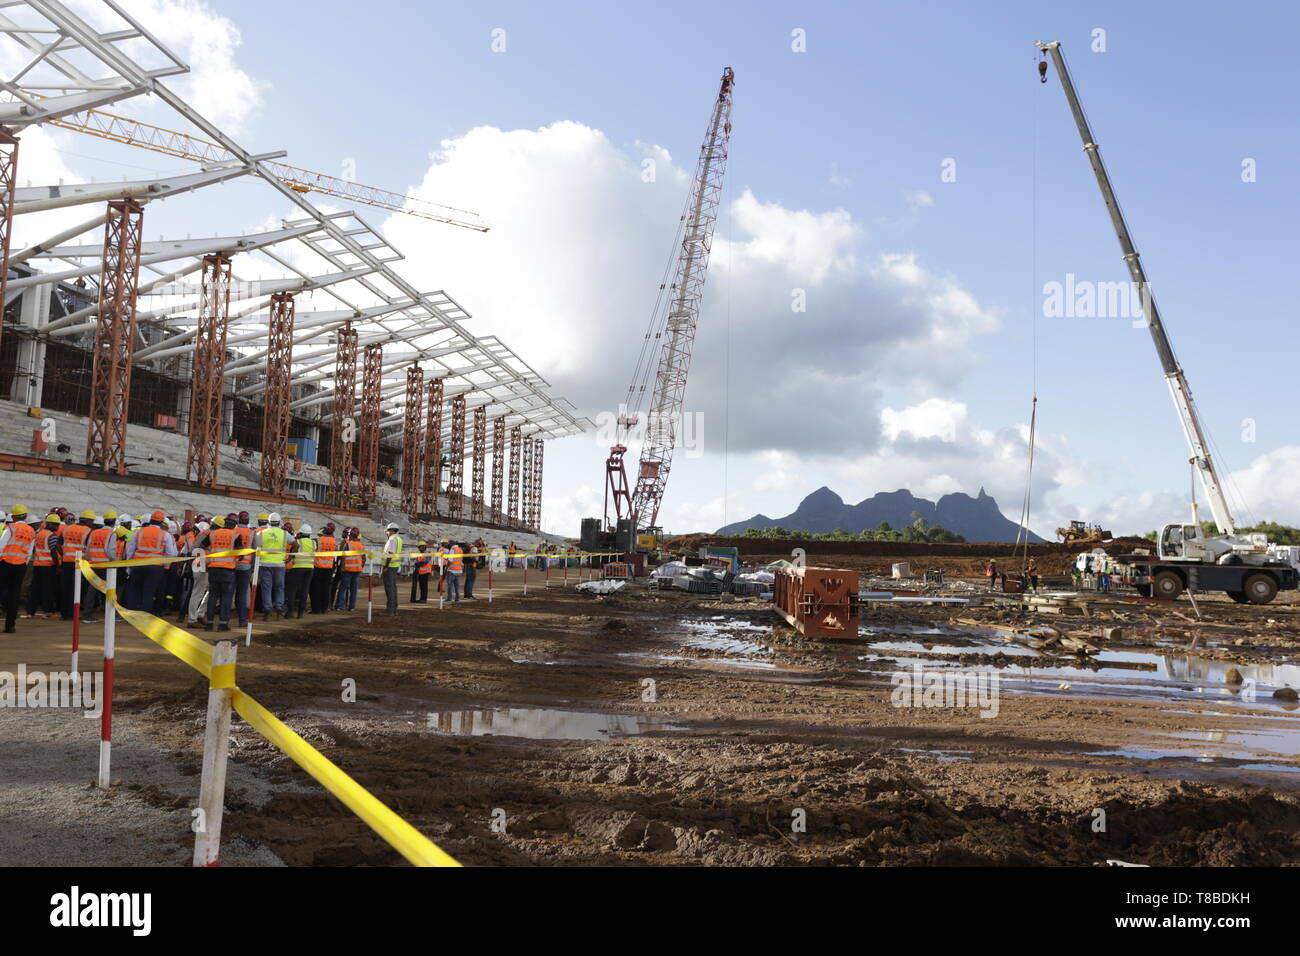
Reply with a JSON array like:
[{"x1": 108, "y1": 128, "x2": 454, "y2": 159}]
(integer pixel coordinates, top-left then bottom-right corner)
[
  {"x1": 125, "y1": 509, "x2": 177, "y2": 613},
  {"x1": 256, "y1": 511, "x2": 289, "y2": 620},
  {"x1": 173, "y1": 520, "x2": 196, "y2": 622},
  {"x1": 285, "y1": 523, "x2": 316, "y2": 618},
  {"x1": 186, "y1": 519, "x2": 212, "y2": 628},
  {"x1": 381, "y1": 522, "x2": 403, "y2": 615},
  {"x1": 25, "y1": 511, "x2": 62, "y2": 619},
  {"x1": 311, "y1": 522, "x2": 338, "y2": 614},
  {"x1": 445, "y1": 541, "x2": 463, "y2": 603},
  {"x1": 336, "y1": 528, "x2": 365, "y2": 611},
  {"x1": 410, "y1": 542, "x2": 433, "y2": 603},
  {"x1": 59, "y1": 509, "x2": 94, "y2": 620},
  {"x1": 232, "y1": 511, "x2": 254, "y2": 626},
  {"x1": 205, "y1": 517, "x2": 238, "y2": 631},
  {"x1": 84, "y1": 514, "x2": 119, "y2": 623},
  {"x1": 256, "y1": 511, "x2": 269, "y2": 531},
  {"x1": 1027, "y1": 562, "x2": 1040, "y2": 592},
  {"x1": 464, "y1": 538, "x2": 484, "y2": 600},
  {"x1": 0, "y1": 505, "x2": 36, "y2": 632}
]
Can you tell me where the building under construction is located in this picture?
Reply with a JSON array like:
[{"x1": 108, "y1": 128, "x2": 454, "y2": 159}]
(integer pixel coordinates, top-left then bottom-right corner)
[{"x1": 0, "y1": 0, "x2": 587, "y2": 539}]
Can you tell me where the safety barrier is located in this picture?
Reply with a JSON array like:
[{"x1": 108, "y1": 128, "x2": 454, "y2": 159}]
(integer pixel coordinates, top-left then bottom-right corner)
[{"x1": 75, "y1": 557, "x2": 461, "y2": 867}]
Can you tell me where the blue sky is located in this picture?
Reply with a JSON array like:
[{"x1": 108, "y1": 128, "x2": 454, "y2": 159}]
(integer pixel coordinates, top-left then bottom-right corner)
[{"x1": 33, "y1": 0, "x2": 1300, "y2": 536}]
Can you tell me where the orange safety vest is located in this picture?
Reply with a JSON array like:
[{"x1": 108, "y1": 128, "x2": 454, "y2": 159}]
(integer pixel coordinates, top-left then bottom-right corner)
[
  {"x1": 207, "y1": 528, "x2": 237, "y2": 569},
  {"x1": 32, "y1": 527, "x2": 56, "y2": 567},
  {"x1": 233, "y1": 527, "x2": 253, "y2": 565},
  {"x1": 448, "y1": 546, "x2": 463, "y2": 573},
  {"x1": 87, "y1": 526, "x2": 115, "y2": 564},
  {"x1": 178, "y1": 530, "x2": 194, "y2": 553},
  {"x1": 416, "y1": 553, "x2": 432, "y2": 575},
  {"x1": 344, "y1": 540, "x2": 365, "y2": 572},
  {"x1": 134, "y1": 524, "x2": 167, "y2": 558},
  {"x1": 61, "y1": 523, "x2": 90, "y2": 563},
  {"x1": 2, "y1": 521, "x2": 34, "y2": 565},
  {"x1": 316, "y1": 535, "x2": 336, "y2": 569}
]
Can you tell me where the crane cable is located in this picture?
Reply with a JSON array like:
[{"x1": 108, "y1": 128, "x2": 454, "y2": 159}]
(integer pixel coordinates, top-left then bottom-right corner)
[{"x1": 1015, "y1": 52, "x2": 1044, "y2": 572}]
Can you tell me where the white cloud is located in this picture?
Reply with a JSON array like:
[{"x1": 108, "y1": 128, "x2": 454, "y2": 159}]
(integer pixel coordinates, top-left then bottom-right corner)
[{"x1": 904, "y1": 189, "x2": 934, "y2": 210}]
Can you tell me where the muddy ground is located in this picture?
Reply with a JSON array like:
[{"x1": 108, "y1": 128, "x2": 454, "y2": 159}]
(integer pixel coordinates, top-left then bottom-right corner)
[{"x1": 3, "y1": 564, "x2": 1300, "y2": 866}]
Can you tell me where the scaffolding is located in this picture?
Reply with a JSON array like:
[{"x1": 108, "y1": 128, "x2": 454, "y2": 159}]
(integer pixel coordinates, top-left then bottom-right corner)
[
  {"x1": 0, "y1": 128, "x2": 16, "y2": 357},
  {"x1": 490, "y1": 416, "x2": 505, "y2": 523},
  {"x1": 258, "y1": 292, "x2": 295, "y2": 495},
  {"x1": 508, "y1": 424, "x2": 521, "y2": 527},
  {"x1": 357, "y1": 342, "x2": 382, "y2": 501},
  {"x1": 521, "y1": 435, "x2": 533, "y2": 530},
  {"x1": 471, "y1": 405, "x2": 486, "y2": 523},
  {"x1": 448, "y1": 393, "x2": 466, "y2": 520},
  {"x1": 328, "y1": 322, "x2": 358, "y2": 505},
  {"x1": 185, "y1": 254, "x2": 231, "y2": 486},
  {"x1": 86, "y1": 198, "x2": 144, "y2": 474},
  {"x1": 423, "y1": 377, "x2": 443, "y2": 517},
  {"x1": 400, "y1": 365, "x2": 424, "y2": 515},
  {"x1": 532, "y1": 437, "x2": 544, "y2": 530}
]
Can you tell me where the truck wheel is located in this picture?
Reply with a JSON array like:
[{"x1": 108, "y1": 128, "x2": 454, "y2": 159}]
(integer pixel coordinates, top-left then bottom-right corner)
[
  {"x1": 1152, "y1": 571, "x2": 1183, "y2": 600},
  {"x1": 1244, "y1": 573, "x2": 1278, "y2": 605},
  {"x1": 1227, "y1": 590, "x2": 1249, "y2": 604}
]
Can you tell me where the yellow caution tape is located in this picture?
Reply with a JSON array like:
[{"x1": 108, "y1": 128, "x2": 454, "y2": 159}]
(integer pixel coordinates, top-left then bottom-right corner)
[
  {"x1": 75, "y1": 559, "x2": 461, "y2": 868},
  {"x1": 230, "y1": 690, "x2": 460, "y2": 867}
]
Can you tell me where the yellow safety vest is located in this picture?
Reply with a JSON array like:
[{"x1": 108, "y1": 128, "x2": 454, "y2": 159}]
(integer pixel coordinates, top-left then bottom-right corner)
[{"x1": 259, "y1": 526, "x2": 288, "y2": 565}]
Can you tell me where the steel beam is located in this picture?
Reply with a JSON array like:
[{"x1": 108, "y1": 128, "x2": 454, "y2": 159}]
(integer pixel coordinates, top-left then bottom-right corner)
[
  {"x1": 508, "y1": 425, "x2": 521, "y2": 528},
  {"x1": 471, "y1": 405, "x2": 486, "y2": 523},
  {"x1": 185, "y1": 254, "x2": 231, "y2": 486},
  {"x1": 490, "y1": 416, "x2": 505, "y2": 524},
  {"x1": 0, "y1": 127, "x2": 15, "y2": 356},
  {"x1": 400, "y1": 365, "x2": 424, "y2": 516},
  {"x1": 423, "y1": 377, "x2": 443, "y2": 517},
  {"x1": 448, "y1": 393, "x2": 466, "y2": 520},
  {"x1": 521, "y1": 434, "x2": 533, "y2": 530},
  {"x1": 328, "y1": 322, "x2": 358, "y2": 506},
  {"x1": 258, "y1": 292, "x2": 295, "y2": 495},
  {"x1": 357, "y1": 342, "x2": 382, "y2": 502},
  {"x1": 532, "y1": 437, "x2": 544, "y2": 530},
  {"x1": 86, "y1": 198, "x2": 143, "y2": 474}
]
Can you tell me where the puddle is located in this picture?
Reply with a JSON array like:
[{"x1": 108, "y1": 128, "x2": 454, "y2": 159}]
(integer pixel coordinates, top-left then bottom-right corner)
[
  {"x1": 896, "y1": 747, "x2": 973, "y2": 762},
  {"x1": 425, "y1": 707, "x2": 684, "y2": 740}
]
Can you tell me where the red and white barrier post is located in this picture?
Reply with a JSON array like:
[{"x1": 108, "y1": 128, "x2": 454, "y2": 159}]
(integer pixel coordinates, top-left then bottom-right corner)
[
  {"x1": 366, "y1": 559, "x2": 374, "y2": 624},
  {"x1": 71, "y1": 565, "x2": 82, "y2": 676},
  {"x1": 193, "y1": 638, "x2": 236, "y2": 867},
  {"x1": 245, "y1": 553, "x2": 259, "y2": 646},
  {"x1": 98, "y1": 567, "x2": 116, "y2": 789}
]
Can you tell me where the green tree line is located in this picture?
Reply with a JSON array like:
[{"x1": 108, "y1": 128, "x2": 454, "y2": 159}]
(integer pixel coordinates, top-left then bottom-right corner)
[{"x1": 738, "y1": 513, "x2": 966, "y2": 544}]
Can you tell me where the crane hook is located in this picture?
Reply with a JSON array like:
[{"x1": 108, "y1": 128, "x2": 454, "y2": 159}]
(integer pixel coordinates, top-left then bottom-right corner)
[{"x1": 1038, "y1": 59, "x2": 1048, "y2": 83}]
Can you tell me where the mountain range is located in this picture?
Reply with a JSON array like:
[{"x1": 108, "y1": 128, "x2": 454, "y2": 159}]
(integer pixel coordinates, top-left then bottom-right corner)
[{"x1": 716, "y1": 486, "x2": 1042, "y2": 543}]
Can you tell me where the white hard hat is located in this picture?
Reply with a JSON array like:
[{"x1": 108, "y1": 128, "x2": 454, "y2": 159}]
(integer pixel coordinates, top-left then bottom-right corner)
[
  {"x1": 386, "y1": 522, "x2": 399, "y2": 531},
  {"x1": 167, "y1": 519, "x2": 178, "y2": 533},
  {"x1": 197, "y1": 521, "x2": 210, "y2": 532},
  {"x1": 268, "y1": 511, "x2": 281, "y2": 523},
  {"x1": 299, "y1": 522, "x2": 313, "y2": 536}
]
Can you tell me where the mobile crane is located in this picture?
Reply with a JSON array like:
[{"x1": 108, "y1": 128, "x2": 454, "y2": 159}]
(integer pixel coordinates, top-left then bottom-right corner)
[
  {"x1": 602, "y1": 67, "x2": 735, "y2": 555},
  {"x1": 1037, "y1": 40, "x2": 1297, "y2": 604}
]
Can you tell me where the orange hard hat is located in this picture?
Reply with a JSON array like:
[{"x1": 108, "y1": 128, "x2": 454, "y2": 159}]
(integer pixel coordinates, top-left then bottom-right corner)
[{"x1": 151, "y1": 509, "x2": 165, "y2": 522}]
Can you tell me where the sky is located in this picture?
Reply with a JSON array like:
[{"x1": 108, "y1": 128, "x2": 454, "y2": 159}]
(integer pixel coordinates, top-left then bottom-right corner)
[{"x1": 21, "y1": 0, "x2": 1300, "y2": 538}]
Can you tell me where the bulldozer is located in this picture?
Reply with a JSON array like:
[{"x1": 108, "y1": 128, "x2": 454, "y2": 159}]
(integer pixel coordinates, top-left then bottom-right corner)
[{"x1": 1056, "y1": 520, "x2": 1111, "y2": 546}]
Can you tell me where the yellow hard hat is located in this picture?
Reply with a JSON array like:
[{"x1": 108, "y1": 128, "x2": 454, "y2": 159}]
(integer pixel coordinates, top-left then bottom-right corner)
[
  {"x1": 80, "y1": 509, "x2": 95, "y2": 521},
  {"x1": 11, "y1": 504, "x2": 27, "y2": 517},
  {"x1": 103, "y1": 509, "x2": 118, "y2": 521},
  {"x1": 212, "y1": 516, "x2": 225, "y2": 528},
  {"x1": 257, "y1": 511, "x2": 269, "y2": 521},
  {"x1": 45, "y1": 513, "x2": 61, "y2": 524},
  {"x1": 115, "y1": 526, "x2": 129, "y2": 539}
]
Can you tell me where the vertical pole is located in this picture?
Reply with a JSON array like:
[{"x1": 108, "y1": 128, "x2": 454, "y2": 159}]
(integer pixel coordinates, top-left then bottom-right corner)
[
  {"x1": 193, "y1": 639, "x2": 236, "y2": 867},
  {"x1": 523, "y1": 558, "x2": 528, "y2": 596},
  {"x1": 366, "y1": 560, "x2": 373, "y2": 624},
  {"x1": 71, "y1": 565, "x2": 82, "y2": 675},
  {"x1": 245, "y1": 554, "x2": 258, "y2": 646},
  {"x1": 328, "y1": 322, "x2": 358, "y2": 507},
  {"x1": 259, "y1": 293, "x2": 295, "y2": 495},
  {"x1": 0, "y1": 128, "x2": 18, "y2": 358},
  {"x1": 448, "y1": 394, "x2": 466, "y2": 520},
  {"x1": 186, "y1": 254, "x2": 232, "y2": 486},
  {"x1": 357, "y1": 343, "x2": 383, "y2": 503},
  {"x1": 98, "y1": 568, "x2": 117, "y2": 789}
]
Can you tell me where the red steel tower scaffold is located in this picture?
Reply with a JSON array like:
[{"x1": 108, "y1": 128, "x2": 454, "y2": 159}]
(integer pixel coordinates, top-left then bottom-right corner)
[
  {"x1": 607, "y1": 67, "x2": 734, "y2": 539},
  {"x1": 400, "y1": 366, "x2": 424, "y2": 516},
  {"x1": 531, "y1": 437, "x2": 544, "y2": 530},
  {"x1": 490, "y1": 416, "x2": 505, "y2": 523},
  {"x1": 423, "y1": 377, "x2": 443, "y2": 516},
  {"x1": 259, "y1": 292, "x2": 296, "y2": 495},
  {"x1": 328, "y1": 322, "x2": 358, "y2": 506},
  {"x1": 185, "y1": 253, "x2": 232, "y2": 486},
  {"x1": 508, "y1": 425, "x2": 522, "y2": 527},
  {"x1": 448, "y1": 394, "x2": 466, "y2": 519},
  {"x1": 357, "y1": 343, "x2": 383, "y2": 502},
  {"x1": 521, "y1": 436, "x2": 534, "y2": 529},
  {"x1": 471, "y1": 405, "x2": 486, "y2": 523},
  {"x1": 87, "y1": 198, "x2": 145, "y2": 474}
]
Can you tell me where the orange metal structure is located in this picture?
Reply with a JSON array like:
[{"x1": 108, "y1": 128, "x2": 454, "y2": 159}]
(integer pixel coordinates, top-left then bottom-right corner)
[
  {"x1": 422, "y1": 377, "x2": 443, "y2": 516},
  {"x1": 185, "y1": 253, "x2": 232, "y2": 486},
  {"x1": 400, "y1": 366, "x2": 424, "y2": 516},
  {"x1": 327, "y1": 322, "x2": 358, "y2": 506},
  {"x1": 490, "y1": 416, "x2": 505, "y2": 523},
  {"x1": 258, "y1": 291, "x2": 295, "y2": 495},
  {"x1": 471, "y1": 405, "x2": 486, "y2": 523},
  {"x1": 357, "y1": 343, "x2": 382, "y2": 502},
  {"x1": 772, "y1": 566, "x2": 861, "y2": 639},
  {"x1": 448, "y1": 393, "x2": 466, "y2": 519},
  {"x1": 0, "y1": 128, "x2": 17, "y2": 357},
  {"x1": 507, "y1": 425, "x2": 521, "y2": 528}
]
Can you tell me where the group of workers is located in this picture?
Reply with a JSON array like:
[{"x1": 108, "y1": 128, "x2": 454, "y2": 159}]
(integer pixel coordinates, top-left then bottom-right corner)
[
  {"x1": 984, "y1": 559, "x2": 1040, "y2": 592},
  {"x1": 0, "y1": 504, "x2": 493, "y2": 634}
]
